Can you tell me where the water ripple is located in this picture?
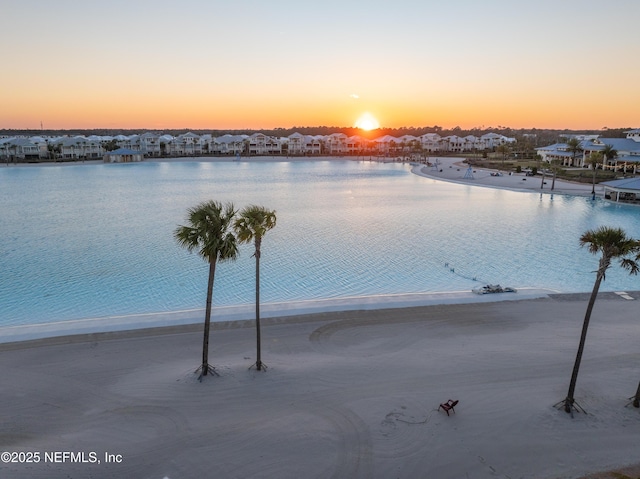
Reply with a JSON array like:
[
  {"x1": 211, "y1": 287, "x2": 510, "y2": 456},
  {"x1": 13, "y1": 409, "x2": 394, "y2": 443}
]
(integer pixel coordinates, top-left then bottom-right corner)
[{"x1": 1, "y1": 160, "x2": 640, "y2": 328}]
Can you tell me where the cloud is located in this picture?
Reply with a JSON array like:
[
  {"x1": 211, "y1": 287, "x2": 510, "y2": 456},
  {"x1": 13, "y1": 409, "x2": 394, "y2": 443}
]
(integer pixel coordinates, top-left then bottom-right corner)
[{"x1": 349, "y1": 93, "x2": 359, "y2": 99}]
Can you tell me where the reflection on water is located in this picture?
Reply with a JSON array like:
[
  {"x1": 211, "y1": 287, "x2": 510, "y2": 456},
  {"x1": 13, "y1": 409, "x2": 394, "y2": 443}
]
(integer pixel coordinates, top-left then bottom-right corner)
[{"x1": 1, "y1": 160, "x2": 639, "y2": 327}]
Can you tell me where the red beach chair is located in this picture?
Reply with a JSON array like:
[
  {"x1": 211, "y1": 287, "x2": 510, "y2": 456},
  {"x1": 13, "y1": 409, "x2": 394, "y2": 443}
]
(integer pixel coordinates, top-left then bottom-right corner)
[{"x1": 439, "y1": 399, "x2": 458, "y2": 416}]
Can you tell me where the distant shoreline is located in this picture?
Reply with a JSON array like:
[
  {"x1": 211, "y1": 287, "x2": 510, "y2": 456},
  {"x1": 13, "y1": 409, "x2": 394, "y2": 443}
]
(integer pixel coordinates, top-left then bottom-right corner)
[{"x1": 5, "y1": 153, "x2": 604, "y2": 199}]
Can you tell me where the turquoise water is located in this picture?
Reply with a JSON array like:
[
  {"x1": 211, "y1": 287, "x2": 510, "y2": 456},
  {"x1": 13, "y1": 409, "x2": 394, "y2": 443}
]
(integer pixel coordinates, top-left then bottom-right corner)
[{"x1": 1, "y1": 159, "x2": 640, "y2": 328}]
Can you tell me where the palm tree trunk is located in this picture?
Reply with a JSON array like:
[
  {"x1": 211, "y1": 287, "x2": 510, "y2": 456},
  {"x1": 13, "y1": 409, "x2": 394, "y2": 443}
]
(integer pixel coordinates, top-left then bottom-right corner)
[
  {"x1": 255, "y1": 242, "x2": 263, "y2": 370},
  {"x1": 201, "y1": 260, "x2": 217, "y2": 376},
  {"x1": 564, "y1": 268, "x2": 605, "y2": 412},
  {"x1": 633, "y1": 381, "x2": 640, "y2": 408}
]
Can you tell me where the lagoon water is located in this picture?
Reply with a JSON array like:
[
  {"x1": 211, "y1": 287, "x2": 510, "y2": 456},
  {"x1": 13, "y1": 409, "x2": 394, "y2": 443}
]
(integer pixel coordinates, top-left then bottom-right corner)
[{"x1": 2, "y1": 159, "x2": 640, "y2": 329}]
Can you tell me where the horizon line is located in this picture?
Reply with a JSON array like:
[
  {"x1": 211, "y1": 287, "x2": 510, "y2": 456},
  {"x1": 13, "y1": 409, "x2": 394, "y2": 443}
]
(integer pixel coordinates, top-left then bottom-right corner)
[{"x1": 1, "y1": 125, "x2": 636, "y2": 133}]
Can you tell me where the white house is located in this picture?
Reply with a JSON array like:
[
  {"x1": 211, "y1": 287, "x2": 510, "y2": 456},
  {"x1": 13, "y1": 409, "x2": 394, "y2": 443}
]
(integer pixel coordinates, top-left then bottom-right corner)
[
  {"x1": 213, "y1": 134, "x2": 247, "y2": 155},
  {"x1": 287, "y1": 132, "x2": 306, "y2": 155},
  {"x1": 284, "y1": 133, "x2": 323, "y2": 155},
  {"x1": 171, "y1": 132, "x2": 202, "y2": 156},
  {"x1": 54, "y1": 136, "x2": 97, "y2": 159},
  {"x1": 420, "y1": 133, "x2": 441, "y2": 152},
  {"x1": 441, "y1": 135, "x2": 466, "y2": 152},
  {"x1": 325, "y1": 133, "x2": 348, "y2": 155},
  {"x1": 346, "y1": 135, "x2": 367, "y2": 154},
  {"x1": 138, "y1": 133, "x2": 161, "y2": 157},
  {"x1": 480, "y1": 132, "x2": 513, "y2": 149},
  {"x1": 248, "y1": 133, "x2": 281, "y2": 156},
  {"x1": 0, "y1": 137, "x2": 46, "y2": 161}
]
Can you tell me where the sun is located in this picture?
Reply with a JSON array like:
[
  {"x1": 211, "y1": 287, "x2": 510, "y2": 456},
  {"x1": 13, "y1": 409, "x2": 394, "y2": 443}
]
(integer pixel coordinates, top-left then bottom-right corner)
[{"x1": 354, "y1": 112, "x2": 380, "y2": 131}]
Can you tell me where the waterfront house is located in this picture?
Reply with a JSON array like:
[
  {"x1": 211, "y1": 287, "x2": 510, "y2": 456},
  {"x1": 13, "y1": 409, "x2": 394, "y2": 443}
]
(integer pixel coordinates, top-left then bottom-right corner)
[
  {"x1": 213, "y1": 134, "x2": 247, "y2": 155},
  {"x1": 346, "y1": 135, "x2": 366, "y2": 155},
  {"x1": 373, "y1": 135, "x2": 399, "y2": 156},
  {"x1": 248, "y1": 133, "x2": 281, "y2": 156},
  {"x1": 54, "y1": 136, "x2": 91, "y2": 160},
  {"x1": 287, "y1": 132, "x2": 306, "y2": 155},
  {"x1": 171, "y1": 132, "x2": 202, "y2": 156},
  {"x1": 0, "y1": 137, "x2": 45, "y2": 161},
  {"x1": 138, "y1": 133, "x2": 162, "y2": 157},
  {"x1": 325, "y1": 133, "x2": 348, "y2": 155}
]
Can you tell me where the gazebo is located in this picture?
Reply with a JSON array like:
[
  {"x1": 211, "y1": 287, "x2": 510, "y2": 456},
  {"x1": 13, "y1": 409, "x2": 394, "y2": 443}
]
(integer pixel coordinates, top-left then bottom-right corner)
[
  {"x1": 103, "y1": 148, "x2": 144, "y2": 163},
  {"x1": 600, "y1": 177, "x2": 640, "y2": 204}
]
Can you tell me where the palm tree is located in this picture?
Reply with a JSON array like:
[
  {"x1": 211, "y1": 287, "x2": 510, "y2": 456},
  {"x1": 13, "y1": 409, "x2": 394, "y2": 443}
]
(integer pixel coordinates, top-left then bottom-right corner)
[
  {"x1": 588, "y1": 151, "x2": 603, "y2": 198},
  {"x1": 496, "y1": 144, "x2": 510, "y2": 168},
  {"x1": 601, "y1": 144, "x2": 617, "y2": 171},
  {"x1": 550, "y1": 159, "x2": 561, "y2": 191},
  {"x1": 561, "y1": 227, "x2": 640, "y2": 414},
  {"x1": 9, "y1": 142, "x2": 18, "y2": 164},
  {"x1": 536, "y1": 154, "x2": 546, "y2": 189},
  {"x1": 175, "y1": 200, "x2": 238, "y2": 379},
  {"x1": 633, "y1": 381, "x2": 640, "y2": 408},
  {"x1": 234, "y1": 205, "x2": 277, "y2": 371},
  {"x1": 565, "y1": 137, "x2": 583, "y2": 167}
]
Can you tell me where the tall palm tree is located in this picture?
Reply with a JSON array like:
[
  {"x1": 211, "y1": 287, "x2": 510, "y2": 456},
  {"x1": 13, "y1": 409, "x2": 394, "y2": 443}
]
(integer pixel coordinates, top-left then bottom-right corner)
[
  {"x1": 536, "y1": 154, "x2": 546, "y2": 189},
  {"x1": 234, "y1": 205, "x2": 277, "y2": 371},
  {"x1": 588, "y1": 151, "x2": 603, "y2": 198},
  {"x1": 550, "y1": 159, "x2": 561, "y2": 191},
  {"x1": 561, "y1": 227, "x2": 640, "y2": 414},
  {"x1": 175, "y1": 200, "x2": 238, "y2": 379}
]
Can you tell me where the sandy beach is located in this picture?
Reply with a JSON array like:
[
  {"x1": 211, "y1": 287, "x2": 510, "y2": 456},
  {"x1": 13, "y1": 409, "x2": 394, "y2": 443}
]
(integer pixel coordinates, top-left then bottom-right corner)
[
  {"x1": 412, "y1": 157, "x2": 602, "y2": 197},
  {"x1": 3, "y1": 156, "x2": 637, "y2": 478},
  {"x1": 2, "y1": 294, "x2": 640, "y2": 479}
]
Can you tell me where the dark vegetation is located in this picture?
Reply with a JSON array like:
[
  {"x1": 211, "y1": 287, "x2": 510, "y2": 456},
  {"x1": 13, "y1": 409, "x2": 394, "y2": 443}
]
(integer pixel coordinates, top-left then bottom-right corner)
[{"x1": 1, "y1": 126, "x2": 634, "y2": 145}]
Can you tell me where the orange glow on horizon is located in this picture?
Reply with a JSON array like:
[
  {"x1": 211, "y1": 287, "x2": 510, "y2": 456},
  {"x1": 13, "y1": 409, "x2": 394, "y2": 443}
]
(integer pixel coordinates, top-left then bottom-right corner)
[
  {"x1": 2, "y1": 89, "x2": 637, "y2": 132},
  {"x1": 3, "y1": 66, "x2": 637, "y2": 132}
]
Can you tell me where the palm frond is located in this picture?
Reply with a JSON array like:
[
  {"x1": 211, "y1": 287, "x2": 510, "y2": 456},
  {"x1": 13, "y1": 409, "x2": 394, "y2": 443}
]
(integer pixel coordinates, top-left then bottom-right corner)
[
  {"x1": 234, "y1": 205, "x2": 277, "y2": 246},
  {"x1": 580, "y1": 226, "x2": 640, "y2": 282},
  {"x1": 175, "y1": 200, "x2": 238, "y2": 263}
]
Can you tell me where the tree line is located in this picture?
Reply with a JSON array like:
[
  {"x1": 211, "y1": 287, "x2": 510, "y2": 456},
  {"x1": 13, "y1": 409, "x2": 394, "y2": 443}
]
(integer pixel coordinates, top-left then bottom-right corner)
[{"x1": 2, "y1": 126, "x2": 635, "y2": 146}]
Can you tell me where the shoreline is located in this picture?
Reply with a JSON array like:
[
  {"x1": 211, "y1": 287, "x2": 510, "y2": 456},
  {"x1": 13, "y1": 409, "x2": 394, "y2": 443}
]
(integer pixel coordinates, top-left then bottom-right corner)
[
  {"x1": 412, "y1": 157, "x2": 603, "y2": 197},
  {"x1": 3, "y1": 296, "x2": 640, "y2": 478},
  {"x1": 0, "y1": 288, "x2": 556, "y2": 344},
  {"x1": 7, "y1": 154, "x2": 603, "y2": 198}
]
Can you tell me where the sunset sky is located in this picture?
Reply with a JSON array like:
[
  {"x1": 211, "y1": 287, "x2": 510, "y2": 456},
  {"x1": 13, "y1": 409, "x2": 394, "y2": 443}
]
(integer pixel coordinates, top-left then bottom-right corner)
[{"x1": 1, "y1": 0, "x2": 638, "y2": 131}]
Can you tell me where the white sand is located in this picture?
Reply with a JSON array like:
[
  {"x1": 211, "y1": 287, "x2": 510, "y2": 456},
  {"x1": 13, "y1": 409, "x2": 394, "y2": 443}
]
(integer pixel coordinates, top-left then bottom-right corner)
[
  {"x1": 2, "y1": 296, "x2": 640, "y2": 478},
  {"x1": 413, "y1": 157, "x2": 601, "y2": 197}
]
